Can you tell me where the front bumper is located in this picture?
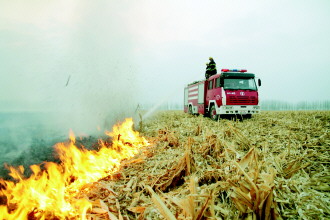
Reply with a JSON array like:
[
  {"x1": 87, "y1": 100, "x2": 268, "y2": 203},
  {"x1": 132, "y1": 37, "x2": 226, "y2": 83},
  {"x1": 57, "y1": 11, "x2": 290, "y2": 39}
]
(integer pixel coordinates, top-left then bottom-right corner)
[{"x1": 217, "y1": 105, "x2": 260, "y2": 115}]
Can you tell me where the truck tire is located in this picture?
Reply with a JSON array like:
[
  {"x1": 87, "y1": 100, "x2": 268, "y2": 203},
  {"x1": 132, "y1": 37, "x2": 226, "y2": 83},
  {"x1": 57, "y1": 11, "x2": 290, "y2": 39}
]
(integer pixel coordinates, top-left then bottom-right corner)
[
  {"x1": 210, "y1": 105, "x2": 218, "y2": 121},
  {"x1": 244, "y1": 114, "x2": 252, "y2": 119},
  {"x1": 189, "y1": 105, "x2": 193, "y2": 114}
]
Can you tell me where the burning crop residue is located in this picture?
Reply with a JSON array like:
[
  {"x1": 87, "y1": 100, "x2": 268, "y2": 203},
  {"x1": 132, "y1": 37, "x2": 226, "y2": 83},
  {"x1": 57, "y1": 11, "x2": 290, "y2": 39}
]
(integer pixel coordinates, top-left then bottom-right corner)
[{"x1": 0, "y1": 118, "x2": 149, "y2": 219}]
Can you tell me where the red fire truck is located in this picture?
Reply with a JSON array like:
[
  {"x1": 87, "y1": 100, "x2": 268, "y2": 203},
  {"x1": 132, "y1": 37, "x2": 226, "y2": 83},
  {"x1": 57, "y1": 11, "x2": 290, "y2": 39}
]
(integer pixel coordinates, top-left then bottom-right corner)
[{"x1": 184, "y1": 69, "x2": 261, "y2": 120}]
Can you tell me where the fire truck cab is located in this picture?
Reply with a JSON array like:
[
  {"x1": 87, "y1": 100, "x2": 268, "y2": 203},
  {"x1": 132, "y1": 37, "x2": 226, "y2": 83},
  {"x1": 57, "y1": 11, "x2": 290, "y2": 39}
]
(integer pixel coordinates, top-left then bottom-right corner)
[{"x1": 184, "y1": 69, "x2": 261, "y2": 120}]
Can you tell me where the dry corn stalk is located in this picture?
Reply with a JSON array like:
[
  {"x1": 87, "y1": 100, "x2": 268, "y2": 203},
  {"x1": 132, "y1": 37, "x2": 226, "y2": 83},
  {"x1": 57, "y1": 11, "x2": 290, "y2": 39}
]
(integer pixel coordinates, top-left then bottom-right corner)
[
  {"x1": 227, "y1": 148, "x2": 280, "y2": 219},
  {"x1": 170, "y1": 175, "x2": 212, "y2": 220},
  {"x1": 158, "y1": 129, "x2": 179, "y2": 147},
  {"x1": 145, "y1": 185, "x2": 176, "y2": 220},
  {"x1": 199, "y1": 134, "x2": 224, "y2": 158},
  {"x1": 151, "y1": 138, "x2": 195, "y2": 191}
]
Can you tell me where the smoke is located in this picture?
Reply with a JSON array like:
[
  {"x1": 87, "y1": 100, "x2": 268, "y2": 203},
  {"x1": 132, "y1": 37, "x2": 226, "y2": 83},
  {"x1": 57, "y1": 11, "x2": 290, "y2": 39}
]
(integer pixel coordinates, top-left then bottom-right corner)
[
  {"x1": 0, "y1": 1, "x2": 145, "y2": 174},
  {"x1": 28, "y1": 1, "x2": 145, "y2": 135}
]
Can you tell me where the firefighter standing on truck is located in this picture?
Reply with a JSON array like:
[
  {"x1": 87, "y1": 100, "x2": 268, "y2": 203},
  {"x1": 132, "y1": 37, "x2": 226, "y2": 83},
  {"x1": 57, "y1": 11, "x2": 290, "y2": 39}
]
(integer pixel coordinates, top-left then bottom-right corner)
[{"x1": 205, "y1": 57, "x2": 217, "y2": 79}]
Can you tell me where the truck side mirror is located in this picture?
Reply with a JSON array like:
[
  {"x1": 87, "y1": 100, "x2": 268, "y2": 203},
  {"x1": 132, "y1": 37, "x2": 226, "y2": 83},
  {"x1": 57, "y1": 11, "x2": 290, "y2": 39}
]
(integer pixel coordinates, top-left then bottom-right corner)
[{"x1": 258, "y1": 79, "x2": 261, "y2": 87}]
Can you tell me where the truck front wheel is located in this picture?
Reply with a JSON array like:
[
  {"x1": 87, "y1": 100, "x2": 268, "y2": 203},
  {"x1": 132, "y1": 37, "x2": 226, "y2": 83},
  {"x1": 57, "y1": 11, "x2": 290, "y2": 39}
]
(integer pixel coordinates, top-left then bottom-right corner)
[
  {"x1": 210, "y1": 105, "x2": 218, "y2": 121},
  {"x1": 244, "y1": 114, "x2": 252, "y2": 119}
]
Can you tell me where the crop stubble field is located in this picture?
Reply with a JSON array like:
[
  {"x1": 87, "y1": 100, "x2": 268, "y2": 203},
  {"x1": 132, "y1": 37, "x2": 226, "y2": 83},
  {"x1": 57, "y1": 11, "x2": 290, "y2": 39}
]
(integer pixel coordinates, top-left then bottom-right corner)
[
  {"x1": 1, "y1": 111, "x2": 329, "y2": 219},
  {"x1": 123, "y1": 110, "x2": 329, "y2": 219}
]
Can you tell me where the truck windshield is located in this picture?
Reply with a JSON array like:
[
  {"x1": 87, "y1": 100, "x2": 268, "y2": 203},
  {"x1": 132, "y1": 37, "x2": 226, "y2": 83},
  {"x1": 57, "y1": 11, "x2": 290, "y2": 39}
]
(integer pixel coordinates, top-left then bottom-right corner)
[{"x1": 224, "y1": 78, "x2": 257, "y2": 90}]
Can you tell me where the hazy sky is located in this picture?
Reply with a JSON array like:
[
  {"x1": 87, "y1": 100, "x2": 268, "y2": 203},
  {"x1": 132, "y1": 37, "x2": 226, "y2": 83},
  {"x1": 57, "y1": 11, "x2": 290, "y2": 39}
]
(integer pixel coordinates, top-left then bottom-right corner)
[{"x1": 1, "y1": 0, "x2": 330, "y2": 114}]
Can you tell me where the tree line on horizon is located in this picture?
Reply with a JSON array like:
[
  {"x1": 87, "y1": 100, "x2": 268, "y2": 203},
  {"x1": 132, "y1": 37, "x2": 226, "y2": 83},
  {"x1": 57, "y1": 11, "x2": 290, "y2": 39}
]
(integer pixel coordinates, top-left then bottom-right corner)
[{"x1": 140, "y1": 100, "x2": 330, "y2": 111}]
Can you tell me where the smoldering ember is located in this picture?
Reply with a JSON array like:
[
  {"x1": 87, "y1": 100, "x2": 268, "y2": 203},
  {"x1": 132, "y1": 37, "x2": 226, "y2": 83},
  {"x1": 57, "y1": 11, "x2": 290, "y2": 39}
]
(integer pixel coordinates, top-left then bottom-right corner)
[{"x1": 0, "y1": 111, "x2": 329, "y2": 219}]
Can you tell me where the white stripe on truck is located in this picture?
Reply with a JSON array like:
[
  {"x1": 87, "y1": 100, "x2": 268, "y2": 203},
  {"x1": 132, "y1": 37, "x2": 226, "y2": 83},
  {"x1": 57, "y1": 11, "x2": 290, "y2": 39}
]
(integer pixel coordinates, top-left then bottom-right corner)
[
  {"x1": 188, "y1": 95, "x2": 198, "y2": 100},
  {"x1": 189, "y1": 91, "x2": 198, "y2": 95},
  {"x1": 188, "y1": 85, "x2": 198, "y2": 91}
]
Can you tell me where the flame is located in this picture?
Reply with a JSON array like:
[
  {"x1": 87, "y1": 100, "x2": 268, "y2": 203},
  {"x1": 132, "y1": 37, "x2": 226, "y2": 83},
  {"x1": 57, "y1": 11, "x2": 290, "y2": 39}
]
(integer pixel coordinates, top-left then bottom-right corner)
[{"x1": 0, "y1": 118, "x2": 149, "y2": 219}]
